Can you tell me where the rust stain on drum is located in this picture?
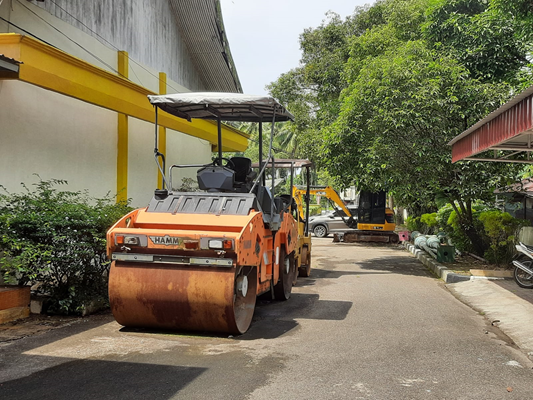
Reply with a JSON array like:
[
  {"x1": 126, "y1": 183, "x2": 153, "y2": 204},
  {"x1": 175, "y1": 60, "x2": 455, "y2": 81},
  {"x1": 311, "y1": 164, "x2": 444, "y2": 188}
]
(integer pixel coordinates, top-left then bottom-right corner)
[{"x1": 109, "y1": 261, "x2": 238, "y2": 333}]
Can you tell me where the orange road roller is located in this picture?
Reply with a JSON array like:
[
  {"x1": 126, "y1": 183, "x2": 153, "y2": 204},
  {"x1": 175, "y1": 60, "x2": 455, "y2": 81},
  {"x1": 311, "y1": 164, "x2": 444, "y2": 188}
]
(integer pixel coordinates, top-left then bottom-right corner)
[{"x1": 106, "y1": 93, "x2": 309, "y2": 334}]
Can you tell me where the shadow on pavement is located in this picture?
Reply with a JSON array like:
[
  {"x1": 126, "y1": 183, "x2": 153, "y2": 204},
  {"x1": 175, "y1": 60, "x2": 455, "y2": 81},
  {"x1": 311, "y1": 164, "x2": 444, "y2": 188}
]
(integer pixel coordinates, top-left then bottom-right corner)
[
  {"x1": 241, "y1": 293, "x2": 352, "y2": 340},
  {"x1": 0, "y1": 356, "x2": 205, "y2": 400},
  {"x1": 356, "y1": 255, "x2": 431, "y2": 277}
]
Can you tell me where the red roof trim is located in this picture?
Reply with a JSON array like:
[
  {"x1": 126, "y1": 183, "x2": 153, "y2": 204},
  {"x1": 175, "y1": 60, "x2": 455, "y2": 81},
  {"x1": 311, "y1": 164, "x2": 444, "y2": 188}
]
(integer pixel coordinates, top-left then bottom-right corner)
[{"x1": 450, "y1": 90, "x2": 533, "y2": 162}]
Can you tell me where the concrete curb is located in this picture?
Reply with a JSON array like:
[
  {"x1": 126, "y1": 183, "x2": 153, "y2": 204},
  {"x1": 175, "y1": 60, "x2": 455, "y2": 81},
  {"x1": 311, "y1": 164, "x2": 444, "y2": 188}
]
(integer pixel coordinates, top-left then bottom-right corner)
[{"x1": 402, "y1": 242, "x2": 504, "y2": 283}]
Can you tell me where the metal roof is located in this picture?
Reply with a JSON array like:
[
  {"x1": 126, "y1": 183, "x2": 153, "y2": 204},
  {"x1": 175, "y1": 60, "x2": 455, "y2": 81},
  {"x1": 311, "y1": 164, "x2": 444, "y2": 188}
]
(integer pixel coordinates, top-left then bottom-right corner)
[
  {"x1": 148, "y1": 92, "x2": 294, "y2": 122},
  {"x1": 0, "y1": 54, "x2": 21, "y2": 74},
  {"x1": 169, "y1": 0, "x2": 242, "y2": 93},
  {"x1": 449, "y1": 85, "x2": 533, "y2": 163},
  {"x1": 449, "y1": 85, "x2": 533, "y2": 145}
]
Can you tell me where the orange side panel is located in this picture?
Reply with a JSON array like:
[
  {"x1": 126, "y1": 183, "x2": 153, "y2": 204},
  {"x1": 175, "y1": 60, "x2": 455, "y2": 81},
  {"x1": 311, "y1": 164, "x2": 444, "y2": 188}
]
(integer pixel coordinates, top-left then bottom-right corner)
[{"x1": 134, "y1": 209, "x2": 256, "y2": 231}]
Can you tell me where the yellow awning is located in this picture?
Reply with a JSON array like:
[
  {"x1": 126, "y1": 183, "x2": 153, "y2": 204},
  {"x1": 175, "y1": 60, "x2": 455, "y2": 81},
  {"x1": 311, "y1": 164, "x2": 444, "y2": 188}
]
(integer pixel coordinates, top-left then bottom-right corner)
[{"x1": 0, "y1": 34, "x2": 249, "y2": 152}]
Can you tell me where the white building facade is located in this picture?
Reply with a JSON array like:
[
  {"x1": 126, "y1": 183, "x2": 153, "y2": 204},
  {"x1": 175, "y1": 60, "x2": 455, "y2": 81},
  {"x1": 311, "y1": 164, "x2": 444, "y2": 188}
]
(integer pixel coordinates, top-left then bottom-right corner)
[{"x1": 0, "y1": 0, "x2": 247, "y2": 206}]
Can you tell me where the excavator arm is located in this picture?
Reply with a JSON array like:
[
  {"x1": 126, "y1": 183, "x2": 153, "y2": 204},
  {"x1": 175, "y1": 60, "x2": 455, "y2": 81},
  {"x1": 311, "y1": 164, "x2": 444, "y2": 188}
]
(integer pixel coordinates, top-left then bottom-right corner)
[{"x1": 293, "y1": 186, "x2": 357, "y2": 229}]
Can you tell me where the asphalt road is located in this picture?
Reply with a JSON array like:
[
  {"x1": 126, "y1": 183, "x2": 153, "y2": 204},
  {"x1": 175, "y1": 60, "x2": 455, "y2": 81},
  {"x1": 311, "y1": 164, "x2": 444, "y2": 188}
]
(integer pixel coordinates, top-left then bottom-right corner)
[{"x1": 2, "y1": 238, "x2": 533, "y2": 399}]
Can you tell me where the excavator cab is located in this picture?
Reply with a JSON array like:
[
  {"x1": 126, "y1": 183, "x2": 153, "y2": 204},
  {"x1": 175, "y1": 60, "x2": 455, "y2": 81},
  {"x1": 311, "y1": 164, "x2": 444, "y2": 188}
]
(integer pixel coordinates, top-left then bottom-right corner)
[{"x1": 358, "y1": 191, "x2": 386, "y2": 225}]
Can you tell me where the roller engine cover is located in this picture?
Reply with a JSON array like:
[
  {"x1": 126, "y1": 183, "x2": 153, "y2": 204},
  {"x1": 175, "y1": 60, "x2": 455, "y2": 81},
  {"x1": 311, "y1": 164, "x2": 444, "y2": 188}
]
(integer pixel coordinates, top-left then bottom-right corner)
[{"x1": 197, "y1": 166, "x2": 235, "y2": 192}]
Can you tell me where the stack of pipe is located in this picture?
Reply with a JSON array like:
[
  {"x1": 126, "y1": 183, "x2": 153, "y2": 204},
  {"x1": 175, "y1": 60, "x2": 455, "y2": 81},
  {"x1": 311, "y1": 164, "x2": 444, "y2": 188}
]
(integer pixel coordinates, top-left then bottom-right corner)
[{"x1": 413, "y1": 233, "x2": 442, "y2": 259}]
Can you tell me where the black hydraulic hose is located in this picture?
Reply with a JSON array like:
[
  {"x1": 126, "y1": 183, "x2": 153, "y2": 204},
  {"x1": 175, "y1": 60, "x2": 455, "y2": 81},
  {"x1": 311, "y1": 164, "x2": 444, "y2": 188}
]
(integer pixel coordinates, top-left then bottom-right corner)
[
  {"x1": 217, "y1": 116, "x2": 223, "y2": 167},
  {"x1": 305, "y1": 167, "x2": 310, "y2": 236},
  {"x1": 153, "y1": 106, "x2": 168, "y2": 190}
]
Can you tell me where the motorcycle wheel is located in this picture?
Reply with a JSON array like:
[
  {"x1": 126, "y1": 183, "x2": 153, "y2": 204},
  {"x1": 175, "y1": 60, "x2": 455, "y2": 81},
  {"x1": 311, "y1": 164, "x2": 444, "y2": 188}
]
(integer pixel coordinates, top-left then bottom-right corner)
[{"x1": 514, "y1": 256, "x2": 533, "y2": 289}]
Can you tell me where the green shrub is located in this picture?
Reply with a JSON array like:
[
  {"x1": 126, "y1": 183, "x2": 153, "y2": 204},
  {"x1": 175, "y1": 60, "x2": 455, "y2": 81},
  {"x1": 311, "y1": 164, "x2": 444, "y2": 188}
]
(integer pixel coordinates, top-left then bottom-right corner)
[
  {"x1": 406, "y1": 216, "x2": 423, "y2": 232},
  {"x1": 435, "y1": 203, "x2": 489, "y2": 253},
  {"x1": 435, "y1": 202, "x2": 528, "y2": 264},
  {"x1": 478, "y1": 210, "x2": 528, "y2": 266},
  {"x1": 420, "y1": 213, "x2": 438, "y2": 234},
  {"x1": 441, "y1": 208, "x2": 474, "y2": 252},
  {"x1": 0, "y1": 178, "x2": 132, "y2": 314},
  {"x1": 175, "y1": 177, "x2": 199, "y2": 192}
]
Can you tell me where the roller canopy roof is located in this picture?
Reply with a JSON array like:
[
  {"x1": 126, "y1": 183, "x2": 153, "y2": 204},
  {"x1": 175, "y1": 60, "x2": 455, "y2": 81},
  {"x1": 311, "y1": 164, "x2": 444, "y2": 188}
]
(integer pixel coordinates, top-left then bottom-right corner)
[{"x1": 148, "y1": 92, "x2": 294, "y2": 122}]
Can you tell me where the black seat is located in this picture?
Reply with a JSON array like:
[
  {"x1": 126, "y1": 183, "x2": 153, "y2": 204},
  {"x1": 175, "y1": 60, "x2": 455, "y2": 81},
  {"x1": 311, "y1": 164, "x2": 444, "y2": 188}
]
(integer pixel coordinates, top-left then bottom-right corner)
[
  {"x1": 230, "y1": 157, "x2": 252, "y2": 183},
  {"x1": 230, "y1": 157, "x2": 257, "y2": 192}
]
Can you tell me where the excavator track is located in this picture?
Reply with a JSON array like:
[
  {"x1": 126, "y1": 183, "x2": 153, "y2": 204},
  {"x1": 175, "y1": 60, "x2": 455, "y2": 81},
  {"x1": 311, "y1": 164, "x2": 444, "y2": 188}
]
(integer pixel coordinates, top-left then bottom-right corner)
[
  {"x1": 340, "y1": 230, "x2": 399, "y2": 243},
  {"x1": 109, "y1": 262, "x2": 257, "y2": 334}
]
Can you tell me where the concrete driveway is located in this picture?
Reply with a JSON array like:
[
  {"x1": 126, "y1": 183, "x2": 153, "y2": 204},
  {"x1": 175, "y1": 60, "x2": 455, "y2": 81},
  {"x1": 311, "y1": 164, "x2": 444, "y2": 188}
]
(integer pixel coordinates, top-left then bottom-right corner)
[{"x1": 1, "y1": 238, "x2": 533, "y2": 399}]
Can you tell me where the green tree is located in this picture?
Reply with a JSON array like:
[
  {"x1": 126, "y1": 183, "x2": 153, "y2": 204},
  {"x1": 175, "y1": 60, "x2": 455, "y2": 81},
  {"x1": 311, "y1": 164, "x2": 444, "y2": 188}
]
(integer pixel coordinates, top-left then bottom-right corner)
[
  {"x1": 424, "y1": 0, "x2": 533, "y2": 85},
  {"x1": 325, "y1": 39, "x2": 522, "y2": 254},
  {"x1": 267, "y1": 0, "x2": 533, "y2": 255}
]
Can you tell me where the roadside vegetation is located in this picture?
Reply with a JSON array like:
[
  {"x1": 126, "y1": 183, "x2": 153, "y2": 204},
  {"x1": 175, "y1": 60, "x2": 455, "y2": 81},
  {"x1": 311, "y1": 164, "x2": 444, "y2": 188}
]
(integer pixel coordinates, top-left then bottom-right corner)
[
  {"x1": 2, "y1": 1, "x2": 532, "y2": 314},
  {"x1": 408, "y1": 207, "x2": 528, "y2": 266},
  {"x1": 0, "y1": 178, "x2": 132, "y2": 314},
  {"x1": 264, "y1": 0, "x2": 533, "y2": 261}
]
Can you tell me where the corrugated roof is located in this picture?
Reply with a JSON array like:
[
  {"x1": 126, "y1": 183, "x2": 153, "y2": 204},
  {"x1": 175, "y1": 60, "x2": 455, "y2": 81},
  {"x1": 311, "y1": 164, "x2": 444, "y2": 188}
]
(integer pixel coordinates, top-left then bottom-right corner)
[
  {"x1": 449, "y1": 85, "x2": 533, "y2": 146},
  {"x1": 0, "y1": 53, "x2": 21, "y2": 73},
  {"x1": 148, "y1": 92, "x2": 294, "y2": 122},
  {"x1": 169, "y1": 0, "x2": 242, "y2": 93}
]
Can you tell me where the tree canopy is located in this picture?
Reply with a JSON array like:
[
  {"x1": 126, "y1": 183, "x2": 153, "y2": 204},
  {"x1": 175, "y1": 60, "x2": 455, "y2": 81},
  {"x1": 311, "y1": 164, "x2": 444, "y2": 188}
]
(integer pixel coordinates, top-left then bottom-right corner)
[{"x1": 267, "y1": 0, "x2": 533, "y2": 254}]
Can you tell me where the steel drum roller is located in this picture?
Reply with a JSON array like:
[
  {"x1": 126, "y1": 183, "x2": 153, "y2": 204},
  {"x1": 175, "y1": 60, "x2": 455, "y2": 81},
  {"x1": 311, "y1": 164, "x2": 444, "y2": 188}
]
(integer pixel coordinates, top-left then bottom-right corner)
[{"x1": 109, "y1": 261, "x2": 257, "y2": 334}]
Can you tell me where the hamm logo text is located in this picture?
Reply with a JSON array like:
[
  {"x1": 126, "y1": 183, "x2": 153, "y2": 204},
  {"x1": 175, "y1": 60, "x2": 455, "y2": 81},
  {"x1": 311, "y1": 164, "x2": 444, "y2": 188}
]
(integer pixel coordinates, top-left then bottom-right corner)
[{"x1": 150, "y1": 235, "x2": 182, "y2": 246}]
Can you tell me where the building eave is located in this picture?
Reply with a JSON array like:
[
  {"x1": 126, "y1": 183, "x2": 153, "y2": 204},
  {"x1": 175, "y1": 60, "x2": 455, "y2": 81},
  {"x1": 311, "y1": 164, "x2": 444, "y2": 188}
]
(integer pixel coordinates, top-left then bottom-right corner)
[
  {"x1": 0, "y1": 33, "x2": 249, "y2": 152},
  {"x1": 448, "y1": 85, "x2": 533, "y2": 163},
  {"x1": 169, "y1": 0, "x2": 242, "y2": 93}
]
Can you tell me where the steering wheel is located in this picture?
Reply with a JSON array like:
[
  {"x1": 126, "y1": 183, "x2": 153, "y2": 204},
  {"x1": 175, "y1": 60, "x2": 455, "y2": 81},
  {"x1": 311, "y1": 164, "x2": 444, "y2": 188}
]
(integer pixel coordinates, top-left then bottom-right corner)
[{"x1": 213, "y1": 157, "x2": 235, "y2": 169}]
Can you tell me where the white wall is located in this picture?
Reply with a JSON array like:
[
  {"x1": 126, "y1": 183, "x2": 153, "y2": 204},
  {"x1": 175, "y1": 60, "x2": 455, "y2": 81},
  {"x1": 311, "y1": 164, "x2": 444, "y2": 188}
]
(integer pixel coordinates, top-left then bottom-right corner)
[
  {"x1": 166, "y1": 128, "x2": 212, "y2": 190},
  {"x1": 0, "y1": 1, "x2": 219, "y2": 205},
  {"x1": 127, "y1": 117, "x2": 158, "y2": 207},
  {"x1": 0, "y1": 80, "x2": 117, "y2": 198}
]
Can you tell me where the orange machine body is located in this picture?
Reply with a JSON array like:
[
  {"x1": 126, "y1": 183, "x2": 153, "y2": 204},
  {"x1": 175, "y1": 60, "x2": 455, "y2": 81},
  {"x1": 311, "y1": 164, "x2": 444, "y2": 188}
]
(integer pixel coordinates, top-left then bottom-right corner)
[{"x1": 107, "y1": 196, "x2": 298, "y2": 334}]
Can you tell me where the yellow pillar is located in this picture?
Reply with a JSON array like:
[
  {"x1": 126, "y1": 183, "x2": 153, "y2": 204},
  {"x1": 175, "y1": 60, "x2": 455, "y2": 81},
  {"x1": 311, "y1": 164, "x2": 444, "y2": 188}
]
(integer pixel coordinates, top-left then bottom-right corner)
[
  {"x1": 116, "y1": 51, "x2": 129, "y2": 203},
  {"x1": 157, "y1": 72, "x2": 167, "y2": 189}
]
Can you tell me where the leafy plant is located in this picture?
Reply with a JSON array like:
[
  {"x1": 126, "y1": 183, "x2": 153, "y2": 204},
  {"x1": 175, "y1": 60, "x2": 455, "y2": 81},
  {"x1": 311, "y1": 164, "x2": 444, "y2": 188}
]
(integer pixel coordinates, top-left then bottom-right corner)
[
  {"x1": 478, "y1": 210, "x2": 529, "y2": 266},
  {"x1": 175, "y1": 177, "x2": 199, "y2": 192},
  {"x1": 310, "y1": 205, "x2": 324, "y2": 216},
  {"x1": 406, "y1": 216, "x2": 423, "y2": 233},
  {"x1": 0, "y1": 178, "x2": 132, "y2": 314},
  {"x1": 420, "y1": 213, "x2": 438, "y2": 234}
]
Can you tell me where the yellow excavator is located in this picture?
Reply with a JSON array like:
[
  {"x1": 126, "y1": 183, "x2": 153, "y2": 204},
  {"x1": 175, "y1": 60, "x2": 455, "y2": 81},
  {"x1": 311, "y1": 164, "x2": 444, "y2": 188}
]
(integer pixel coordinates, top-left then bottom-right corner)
[{"x1": 295, "y1": 186, "x2": 398, "y2": 243}]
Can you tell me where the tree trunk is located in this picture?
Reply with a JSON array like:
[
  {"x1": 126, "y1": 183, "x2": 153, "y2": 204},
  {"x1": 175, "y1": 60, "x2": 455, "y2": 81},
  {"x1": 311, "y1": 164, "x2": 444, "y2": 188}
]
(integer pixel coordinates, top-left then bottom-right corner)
[
  {"x1": 450, "y1": 199, "x2": 486, "y2": 257},
  {"x1": 461, "y1": 221, "x2": 486, "y2": 256}
]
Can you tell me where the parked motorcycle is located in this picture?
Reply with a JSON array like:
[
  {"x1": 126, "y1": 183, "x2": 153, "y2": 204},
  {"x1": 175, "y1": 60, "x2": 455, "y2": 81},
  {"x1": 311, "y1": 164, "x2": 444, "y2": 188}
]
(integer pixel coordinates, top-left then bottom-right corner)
[{"x1": 512, "y1": 242, "x2": 533, "y2": 288}]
